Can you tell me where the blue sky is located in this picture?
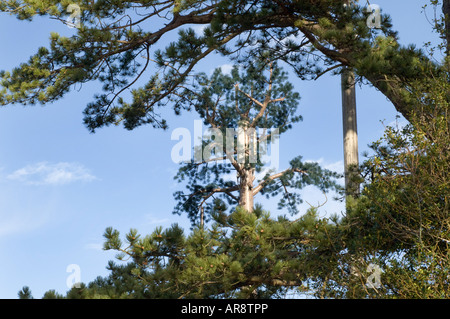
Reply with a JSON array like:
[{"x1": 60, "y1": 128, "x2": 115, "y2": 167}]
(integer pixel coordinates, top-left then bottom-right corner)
[{"x1": 0, "y1": 0, "x2": 441, "y2": 298}]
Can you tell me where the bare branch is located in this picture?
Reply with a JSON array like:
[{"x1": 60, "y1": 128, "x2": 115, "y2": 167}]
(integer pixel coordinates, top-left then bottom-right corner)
[
  {"x1": 197, "y1": 185, "x2": 240, "y2": 208},
  {"x1": 253, "y1": 168, "x2": 307, "y2": 196},
  {"x1": 234, "y1": 84, "x2": 264, "y2": 108}
]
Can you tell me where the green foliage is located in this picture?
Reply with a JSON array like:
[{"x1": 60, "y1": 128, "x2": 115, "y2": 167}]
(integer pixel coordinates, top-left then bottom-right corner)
[
  {"x1": 18, "y1": 286, "x2": 33, "y2": 299},
  {"x1": 27, "y1": 100, "x2": 450, "y2": 298},
  {"x1": 0, "y1": 0, "x2": 438, "y2": 131},
  {"x1": 308, "y1": 70, "x2": 450, "y2": 298},
  {"x1": 10, "y1": 0, "x2": 450, "y2": 299},
  {"x1": 42, "y1": 289, "x2": 65, "y2": 299},
  {"x1": 30, "y1": 204, "x2": 344, "y2": 299},
  {"x1": 172, "y1": 60, "x2": 341, "y2": 225}
]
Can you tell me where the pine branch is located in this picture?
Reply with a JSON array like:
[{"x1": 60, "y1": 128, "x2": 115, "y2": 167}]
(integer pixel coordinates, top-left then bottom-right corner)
[{"x1": 253, "y1": 168, "x2": 307, "y2": 196}]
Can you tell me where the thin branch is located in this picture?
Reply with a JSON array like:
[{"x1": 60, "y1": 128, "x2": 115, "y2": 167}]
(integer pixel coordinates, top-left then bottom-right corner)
[
  {"x1": 234, "y1": 83, "x2": 264, "y2": 108},
  {"x1": 253, "y1": 168, "x2": 307, "y2": 196},
  {"x1": 197, "y1": 185, "x2": 240, "y2": 208},
  {"x1": 314, "y1": 63, "x2": 345, "y2": 80},
  {"x1": 305, "y1": 191, "x2": 328, "y2": 210},
  {"x1": 101, "y1": 44, "x2": 151, "y2": 120}
]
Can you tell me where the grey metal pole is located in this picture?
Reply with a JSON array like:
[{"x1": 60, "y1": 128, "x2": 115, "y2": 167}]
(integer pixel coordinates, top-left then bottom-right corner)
[
  {"x1": 341, "y1": 67, "x2": 359, "y2": 197},
  {"x1": 341, "y1": 0, "x2": 360, "y2": 197}
]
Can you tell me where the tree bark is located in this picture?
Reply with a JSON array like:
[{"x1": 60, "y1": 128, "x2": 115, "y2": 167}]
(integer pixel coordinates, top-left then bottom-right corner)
[
  {"x1": 237, "y1": 119, "x2": 255, "y2": 213},
  {"x1": 238, "y1": 169, "x2": 255, "y2": 213}
]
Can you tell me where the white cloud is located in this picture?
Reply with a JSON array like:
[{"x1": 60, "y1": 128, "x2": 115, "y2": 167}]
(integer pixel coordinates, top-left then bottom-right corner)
[
  {"x1": 7, "y1": 162, "x2": 97, "y2": 186},
  {"x1": 297, "y1": 185, "x2": 346, "y2": 219},
  {"x1": 305, "y1": 158, "x2": 344, "y2": 174},
  {"x1": 219, "y1": 64, "x2": 233, "y2": 75},
  {"x1": 208, "y1": 63, "x2": 235, "y2": 75},
  {"x1": 324, "y1": 160, "x2": 344, "y2": 175},
  {"x1": 193, "y1": 24, "x2": 208, "y2": 36},
  {"x1": 293, "y1": 158, "x2": 345, "y2": 218},
  {"x1": 84, "y1": 243, "x2": 104, "y2": 251},
  {"x1": 144, "y1": 214, "x2": 170, "y2": 225},
  {"x1": 385, "y1": 117, "x2": 409, "y2": 131}
]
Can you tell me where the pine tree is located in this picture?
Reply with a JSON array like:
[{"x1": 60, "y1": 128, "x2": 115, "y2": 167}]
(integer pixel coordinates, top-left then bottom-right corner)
[
  {"x1": 39, "y1": 204, "x2": 339, "y2": 299},
  {"x1": 172, "y1": 60, "x2": 341, "y2": 226},
  {"x1": 10, "y1": 0, "x2": 450, "y2": 299},
  {"x1": 21, "y1": 60, "x2": 343, "y2": 299},
  {"x1": 17, "y1": 286, "x2": 33, "y2": 299},
  {"x1": 307, "y1": 63, "x2": 450, "y2": 298},
  {"x1": 0, "y1": 1, "x2": 440, "y2": 131}
]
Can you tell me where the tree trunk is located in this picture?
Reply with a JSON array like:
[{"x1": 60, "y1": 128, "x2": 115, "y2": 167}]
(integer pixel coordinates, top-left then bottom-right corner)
[
  {"x1": 200, "y1": 206, "x2": 205, "y2": 229},
  {"x1": 238, "y1": 168, "x2": 254, "y2": 213},
  {"x1": 236, "y1": 119, "x2": 255, "y2": 213},
  {"x1": 341, "y1": 66, "x2": 359, "y2": 197}
]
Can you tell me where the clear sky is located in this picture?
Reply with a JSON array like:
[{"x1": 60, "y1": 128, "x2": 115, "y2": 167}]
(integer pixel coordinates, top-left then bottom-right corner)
[{"x1": 0, "y1": 0, "x2": 440, "y2": 298}]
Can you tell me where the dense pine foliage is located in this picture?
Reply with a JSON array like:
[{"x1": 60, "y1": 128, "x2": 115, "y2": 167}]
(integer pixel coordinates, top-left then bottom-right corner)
[{"x1": 3, "y1": 0, "x2": 449, "y2": 298}]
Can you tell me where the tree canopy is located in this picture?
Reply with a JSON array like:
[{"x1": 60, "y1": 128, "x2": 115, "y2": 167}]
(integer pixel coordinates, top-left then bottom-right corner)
[
  {"x1": 0, "y1": 0, "x2": 443, "y2": 132},
  {"x1": 7, "y1": 0, "x2": 449, "y2": 299},
  {"x1": 172, "y1": 60, "x2": 341, "y2": 225},
  {"x1": 25, "y1": 88, "x2": 446, "y2": 299}
]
